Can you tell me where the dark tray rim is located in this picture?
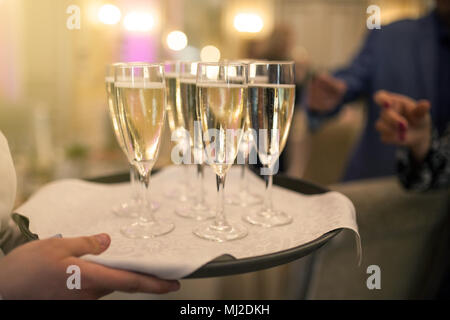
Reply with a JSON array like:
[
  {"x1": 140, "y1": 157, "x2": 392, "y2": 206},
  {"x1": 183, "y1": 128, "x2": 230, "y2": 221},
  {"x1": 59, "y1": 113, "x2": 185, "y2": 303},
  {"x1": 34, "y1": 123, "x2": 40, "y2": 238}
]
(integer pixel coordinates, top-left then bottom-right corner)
[{"x1": 185, "y1": 229, "x2": 340, "y2": 278}]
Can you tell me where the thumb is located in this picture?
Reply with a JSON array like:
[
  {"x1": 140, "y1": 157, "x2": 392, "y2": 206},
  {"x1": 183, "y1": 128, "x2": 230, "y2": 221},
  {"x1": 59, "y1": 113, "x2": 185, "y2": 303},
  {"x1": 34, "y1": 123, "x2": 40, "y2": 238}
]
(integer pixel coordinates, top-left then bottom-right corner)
[
  {"x1": 60, "y1": 233, "x2": 111, "y2": 257},
  {"x1": 408, "y1": 100, "x2": 430, "y2": 124},
  {"x1": 414, "y1": 100, "x2": 431, "y2": 118}
]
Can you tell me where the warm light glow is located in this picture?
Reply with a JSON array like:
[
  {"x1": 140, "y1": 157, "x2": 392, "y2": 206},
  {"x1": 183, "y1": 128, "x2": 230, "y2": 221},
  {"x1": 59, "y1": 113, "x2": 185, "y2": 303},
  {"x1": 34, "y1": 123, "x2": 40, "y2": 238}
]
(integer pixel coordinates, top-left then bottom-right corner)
[
  {"x1": 200, "y1": 45, "x2": 221, "y2": 62},
  {"x1": 166, "y1": 31, "x2": 188, "y2": 51},
  {"x1": 233, "y1": 13, "x2": 264, "y2": 33},
  {"x1": 123, "y1": 11, "x2": 154, "y2": 32},
  {"x1": 249, "y1": 64, "x2": 257, "y2": 78},
  {"x1": 206, "y1": 66, "x2": 220, "y2": 80},
  {"x1": 98, "y1": 4, "x2": 121, "y2": 25},
  {"x1": 227, "y1": 67, "x2": 237, "y2": 77},
  {"x1": 190, "y1": 62, "x2": 198, "y2": 76}
]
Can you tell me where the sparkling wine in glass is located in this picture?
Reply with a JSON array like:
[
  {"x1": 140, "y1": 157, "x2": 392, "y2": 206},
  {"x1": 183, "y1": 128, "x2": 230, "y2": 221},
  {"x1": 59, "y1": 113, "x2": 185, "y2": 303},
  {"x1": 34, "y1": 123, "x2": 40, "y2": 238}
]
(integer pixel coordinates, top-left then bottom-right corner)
[
  {"x1": 106, "y1": 64, "x2": 159, "y2": 217},
  {"x1": 243, "y1": 61, "x2": 295, "y2": 227},
  {"x1": 194, "y1": 62, "x2": 248, "y2": 241},
  {"x1": 174, "y1": 61, "x2": 215, "y2": 220},
  {"x1": 220, "y1": 60, "x2": 263, "y2": 207},
  {"x1": 227, "y1": 61, "x2": 262, "y2": 207},
  {"x1": 114, "y1": 63, "x2": 174, "y2": 238},
  {"x1": 163, "y1": 61, "x2": 192, "y2": 202}
]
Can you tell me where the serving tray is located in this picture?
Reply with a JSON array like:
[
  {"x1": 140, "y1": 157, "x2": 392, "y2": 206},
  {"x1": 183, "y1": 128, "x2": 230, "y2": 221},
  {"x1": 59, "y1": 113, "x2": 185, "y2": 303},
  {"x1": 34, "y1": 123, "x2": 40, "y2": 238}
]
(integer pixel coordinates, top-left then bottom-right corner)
[{"x1": 88, "y1": 172, "x2": 342, "y2": 278}]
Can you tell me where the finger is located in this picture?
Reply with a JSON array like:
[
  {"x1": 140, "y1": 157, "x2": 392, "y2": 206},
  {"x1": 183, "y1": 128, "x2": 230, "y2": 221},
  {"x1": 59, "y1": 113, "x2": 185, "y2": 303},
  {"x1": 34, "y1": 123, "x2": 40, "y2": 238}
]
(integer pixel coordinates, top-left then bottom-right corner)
[
  {"x1": 376, "y1": 120, "x2": 405, "y2": 144},
  {"x1": 380, "y1": 109, "x2": 408, "y2": 131},
  {"x1": 410, "y1": 100, "x2": 431, "y2": 122},
  {"x1": 60, "y1": 234, "x2": 111, "y2": 257},
  {"x1": 395, "y1": 97, "x2": 417, "y2": 122},
  {"x1": 390, "y1": 98, "x2": 405, "y2": 113},
  {"x1": 375, "y1": 119, "x2": 397, "y2": 137},
  {"x1": 317, "y1": 74, "x2": 346, "y2": 94},
  {"x1": 390, "y1": 92, "x2": 417, "y2": 106},
  {"x1": 306, "y1": 81, "x2": 316, "y2": 105},
  {"x1": 307, "y1": 80, "x2": 327, "y2": 111},
  {"x1": 374, "y1": 90, "x2": 395, "y2": 109},
  {"x1": 80, "y1": 261, "x2": 180, "y2": 294}
]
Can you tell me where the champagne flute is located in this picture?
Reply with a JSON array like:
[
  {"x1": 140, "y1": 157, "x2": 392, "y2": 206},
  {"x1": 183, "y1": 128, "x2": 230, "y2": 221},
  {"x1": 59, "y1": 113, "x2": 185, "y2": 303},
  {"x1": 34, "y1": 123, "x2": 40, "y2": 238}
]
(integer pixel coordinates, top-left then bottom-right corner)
[
  {"x1": 114, "y1": 63, "x2": 174, "y2": 238},
  {"x1": 222, "y1": 60, "x2": 263, "y2": 207},
  {"x1": 175, "y1": 61, "x2": 215, "y2": 220},
  {"x1": 106, "y1": 63, "x2": 159, "y2": 217},
  {"x1": 194, "y1": 62, "x2": 248, "y2": 242},
  {"x1": 227, "y1": 129, "x2": 262, "y2": 207},
  {"x1": 243, "y1": 61, "x2": 295, "y2": 227},
  {"x1": 227, "y1": 60, "x2": 262, "y2": 207},
  {"x1": 163, "y1": 61, "x2": 192, "y2": 202}
]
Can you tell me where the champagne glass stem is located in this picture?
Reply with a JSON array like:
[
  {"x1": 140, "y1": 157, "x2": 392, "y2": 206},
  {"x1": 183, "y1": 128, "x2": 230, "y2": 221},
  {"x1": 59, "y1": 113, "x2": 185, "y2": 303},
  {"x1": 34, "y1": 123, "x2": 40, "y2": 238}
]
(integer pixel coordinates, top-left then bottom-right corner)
[
  {"x1": 130, "y1": 164, "x2": 138, "y2": 201},
  {"x1": 196, "y1": 164, "x2": 205, "y2": 206},
  {"x1": 137, "y1": 171, "x2": 155, "y2": 223},
  {"x1": 263, "y1": 172, "x2": 274, "y2": 213},
  {"x1": 215, "y1": 174, "x2": 227, "y2": 227}
]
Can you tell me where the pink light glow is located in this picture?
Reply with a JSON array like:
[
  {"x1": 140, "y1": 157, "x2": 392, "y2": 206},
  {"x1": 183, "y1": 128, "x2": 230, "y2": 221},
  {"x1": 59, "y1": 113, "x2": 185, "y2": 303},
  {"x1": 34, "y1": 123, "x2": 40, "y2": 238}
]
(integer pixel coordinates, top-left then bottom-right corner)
[{"x1": 121, "y1": 34, "x2": 156, "y2": 62}]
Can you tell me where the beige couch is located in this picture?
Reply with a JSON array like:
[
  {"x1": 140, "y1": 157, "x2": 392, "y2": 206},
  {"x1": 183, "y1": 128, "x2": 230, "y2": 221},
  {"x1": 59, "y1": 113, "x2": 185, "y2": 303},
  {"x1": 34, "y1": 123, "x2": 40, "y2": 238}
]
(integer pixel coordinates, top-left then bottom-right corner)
[{"x1": 305, "y1": 177, "x2": 450, "y2": 299}]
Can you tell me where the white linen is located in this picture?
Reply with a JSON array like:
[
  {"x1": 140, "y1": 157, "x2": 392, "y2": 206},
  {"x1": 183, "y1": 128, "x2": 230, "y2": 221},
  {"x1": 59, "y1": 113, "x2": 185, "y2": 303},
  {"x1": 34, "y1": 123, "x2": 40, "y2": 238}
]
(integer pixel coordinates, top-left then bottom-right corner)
[{"x1": 17, "y1": 166, "x2": 360, "y2": 279}]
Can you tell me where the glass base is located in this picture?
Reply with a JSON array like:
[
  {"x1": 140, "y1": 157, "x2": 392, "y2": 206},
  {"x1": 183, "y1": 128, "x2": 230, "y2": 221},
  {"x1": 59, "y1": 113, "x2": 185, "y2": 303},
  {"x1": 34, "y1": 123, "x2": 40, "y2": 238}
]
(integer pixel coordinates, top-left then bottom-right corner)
[
  {"x1": 120, "y1": 219, "x2": 174, "y2": 239},
  {"x1": 226, "y1": 190, "x2": 262, "y2": 207},
  {"x1": 112, "y1": 200, "x2": 160, "y2": 218},
  {"x1": 175, "y1": 202, "x2": 215, "y2": 221},
  {"x1": 193, "y1": 221, "x2": 248, "y2": 242},
  {"x1": 243, "y1": 209, "x2": 293, "y2": 228}
]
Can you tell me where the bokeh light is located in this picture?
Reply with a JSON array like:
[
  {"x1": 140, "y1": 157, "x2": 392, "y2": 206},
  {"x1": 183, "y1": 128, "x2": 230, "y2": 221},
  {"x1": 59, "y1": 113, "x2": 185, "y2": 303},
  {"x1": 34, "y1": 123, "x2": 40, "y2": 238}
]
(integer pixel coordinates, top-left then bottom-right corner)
[
  {"x1": 98, "y1": 4, "x2": 121, "y2": 25},
  {"x1": 233, "y1": 13, "x2": 264, "y2": 33},
  {"x1": 123, "y1": 12, "x2": 155, "y2": 32},
  {"x1": 166, "y1": 31, "x2": 188, "y2": 51},
  {"x1": 200, "y1": 45, "x2": 221, "y2": 62}
]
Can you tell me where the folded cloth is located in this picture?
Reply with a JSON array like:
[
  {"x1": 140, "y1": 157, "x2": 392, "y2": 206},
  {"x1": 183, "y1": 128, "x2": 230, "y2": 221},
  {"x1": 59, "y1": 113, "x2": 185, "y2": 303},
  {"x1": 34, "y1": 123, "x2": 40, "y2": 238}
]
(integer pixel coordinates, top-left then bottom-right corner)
[{"x1": 16, "y1": 166, "x2": 360, "y2": 279}]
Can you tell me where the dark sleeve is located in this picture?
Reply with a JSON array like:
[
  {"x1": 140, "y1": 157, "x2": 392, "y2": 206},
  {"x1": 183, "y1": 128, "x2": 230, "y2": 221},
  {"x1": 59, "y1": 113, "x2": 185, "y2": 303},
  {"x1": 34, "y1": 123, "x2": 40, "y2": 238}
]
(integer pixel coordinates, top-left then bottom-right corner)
[
  {"x1": 397, "y1": 126, "x2": 450, "y2": 191},
  {"x1": 305, "y1": 30, "x2": 378, "y2": 131}
]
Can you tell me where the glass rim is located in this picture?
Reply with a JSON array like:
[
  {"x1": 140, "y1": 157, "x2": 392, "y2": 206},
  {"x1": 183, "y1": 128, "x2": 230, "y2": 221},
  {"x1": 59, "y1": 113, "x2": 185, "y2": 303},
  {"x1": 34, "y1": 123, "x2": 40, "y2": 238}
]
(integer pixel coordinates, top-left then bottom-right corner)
[
  {"x1": 221, "y1": 59, "x2": 267, "y2": 64},
  {"x1": 108, "y1": 62, "x2": 127, "y2": 67},
  {"x1": 179, "y1": 60, "x2": 200, "y2": 65},
  {"x1": 179, "y1": 61, "x2": 200, "y2": 78},
  {"x1": 163, "y1": 60, "x2": 181, "y2": 66},
  {"x1": 249, "y1": 60, "x2": 295, "y2": 66},
  {"x1": 164, "y1": 60, "x2": 200, "y2": 67},
  {"x1": 114, "y1": 62, "x2": 163, "y2": 69},
  {"x1": 197, "y1": 61, "x2": 248, "y2": 67}
]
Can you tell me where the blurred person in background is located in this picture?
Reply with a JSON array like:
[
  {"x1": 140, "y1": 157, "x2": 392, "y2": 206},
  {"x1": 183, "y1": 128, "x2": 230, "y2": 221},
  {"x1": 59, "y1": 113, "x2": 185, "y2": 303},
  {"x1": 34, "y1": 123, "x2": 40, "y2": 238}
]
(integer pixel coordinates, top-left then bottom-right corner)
[
  {"x1": 0, "y1": 131, "x2": 180, "y2": 299},
  {"x1": 306, "y1": 0, "x2": 450, "y2": 181},
  {"x1": 374, "y1": 89, "x2": 450, "y2": 299}
]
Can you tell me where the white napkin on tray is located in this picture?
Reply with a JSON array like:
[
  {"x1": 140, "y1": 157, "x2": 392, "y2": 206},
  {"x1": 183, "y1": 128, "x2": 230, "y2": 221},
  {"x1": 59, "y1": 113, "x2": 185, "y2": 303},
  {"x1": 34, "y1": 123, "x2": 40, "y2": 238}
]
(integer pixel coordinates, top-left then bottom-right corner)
[{"x1": 16, "y1": 166, "x2": 360, "y2": 279}]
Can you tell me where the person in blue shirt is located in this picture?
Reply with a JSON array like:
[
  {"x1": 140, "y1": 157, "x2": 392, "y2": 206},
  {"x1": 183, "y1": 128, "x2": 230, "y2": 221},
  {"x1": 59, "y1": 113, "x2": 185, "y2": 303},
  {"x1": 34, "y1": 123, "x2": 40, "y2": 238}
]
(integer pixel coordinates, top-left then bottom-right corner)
[
  {"x1": 306, "y1": 0, "x2": 450, "y2": 182},
  {"x1": 373, "y1": 88, "x2": 450, "y2": 298}
]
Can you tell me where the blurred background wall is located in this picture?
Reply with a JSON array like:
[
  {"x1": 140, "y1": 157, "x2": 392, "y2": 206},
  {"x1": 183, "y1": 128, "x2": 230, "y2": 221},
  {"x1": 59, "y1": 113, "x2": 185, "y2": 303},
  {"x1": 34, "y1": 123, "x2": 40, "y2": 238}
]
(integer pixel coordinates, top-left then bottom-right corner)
[{"x1": 0, "y1": 0, "x2": 434, "y2": 201}]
